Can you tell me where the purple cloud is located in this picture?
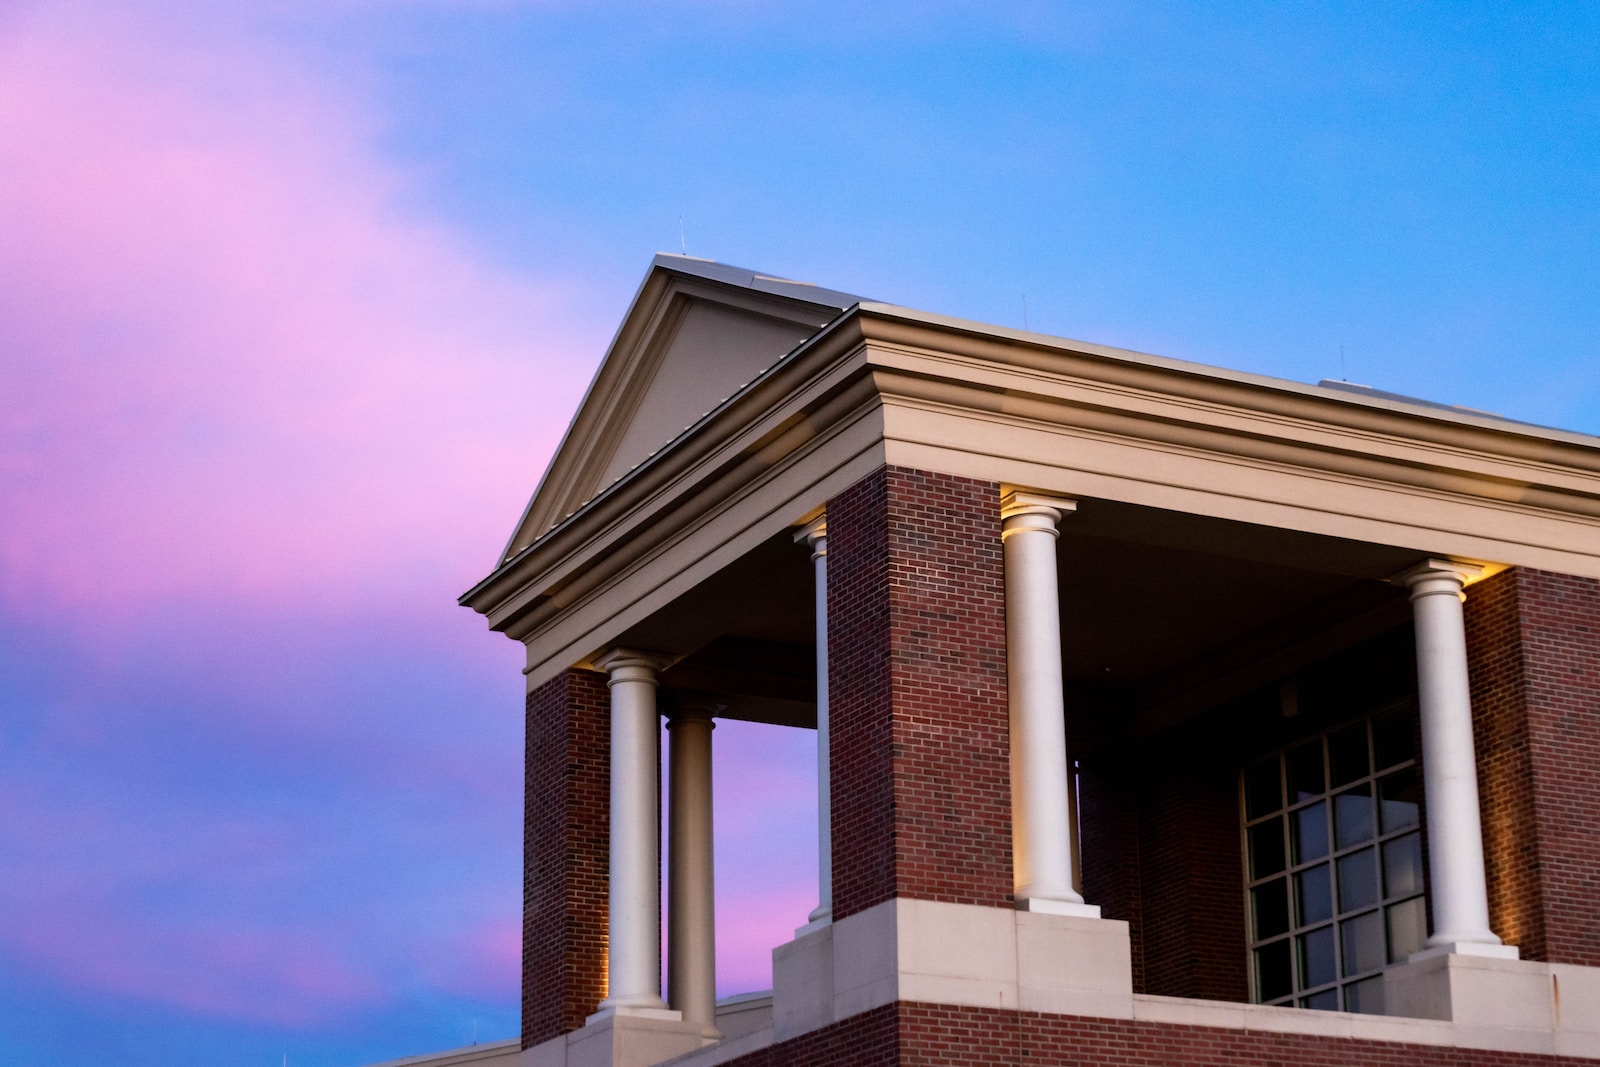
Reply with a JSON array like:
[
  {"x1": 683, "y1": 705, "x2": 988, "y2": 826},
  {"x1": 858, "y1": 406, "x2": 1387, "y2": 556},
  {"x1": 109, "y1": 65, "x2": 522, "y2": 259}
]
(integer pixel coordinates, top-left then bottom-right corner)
[{"x1": 0, "y1": 7, "x2": 819, "y2": 1056}]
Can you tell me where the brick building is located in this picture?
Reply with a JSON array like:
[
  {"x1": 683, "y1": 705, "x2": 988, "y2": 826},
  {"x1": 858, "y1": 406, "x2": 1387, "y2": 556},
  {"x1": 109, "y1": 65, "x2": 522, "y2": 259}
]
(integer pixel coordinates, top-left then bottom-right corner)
[{"x1": 451, "y1": 255, "x2": 1600, "y2": 1067}]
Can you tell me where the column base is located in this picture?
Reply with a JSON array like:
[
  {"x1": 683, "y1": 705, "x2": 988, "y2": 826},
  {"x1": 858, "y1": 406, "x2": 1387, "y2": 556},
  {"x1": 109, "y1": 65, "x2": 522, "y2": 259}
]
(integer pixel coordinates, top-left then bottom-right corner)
[
  {"x1": 1410, "y1": 940, "x2": 1520, "y2": 963},
  {"x1": 794, "y1": 908, "x2": 832, "y2": 938},
  {"x1": 585, "y1": 1004, "x2": 681, "y2": 1025},
  {"x1": 1017, "y1": 896, "x2": 1102, "y2": 919}
]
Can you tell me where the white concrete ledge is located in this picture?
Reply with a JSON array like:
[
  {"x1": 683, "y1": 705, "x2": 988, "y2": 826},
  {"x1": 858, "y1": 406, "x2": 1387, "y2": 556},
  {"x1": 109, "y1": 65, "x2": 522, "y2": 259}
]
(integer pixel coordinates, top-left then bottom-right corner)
[
  {"x1": 541, "y1": 899, "x2": 1600, "y2": 1067},
  {"x1": 363, "y1": 1038, "x2": 521, "y2": 1067},
  {"x1": 522, "y1": 1011, "x2": 714, "y2": 1067}
]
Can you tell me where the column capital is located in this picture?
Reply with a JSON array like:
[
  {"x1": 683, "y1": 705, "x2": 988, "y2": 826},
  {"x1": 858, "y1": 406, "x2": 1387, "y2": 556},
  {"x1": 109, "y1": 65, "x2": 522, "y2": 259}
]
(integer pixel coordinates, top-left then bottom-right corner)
[
  {"x1": 1392, "y1": 558, "x2": 1486, "y2": 601},
  {"x1": 594, "y1": 648, "x2": 669, "y2": 685},
  {"x1": 1001, "y1": 490, "x2": 1077, "y2": 538},
  {"x1": 666, "y1": 694, "x2": 723, "y2": 727},
  {"x1": 794, "y1": 514, "x2": 827, "y2": 557}
]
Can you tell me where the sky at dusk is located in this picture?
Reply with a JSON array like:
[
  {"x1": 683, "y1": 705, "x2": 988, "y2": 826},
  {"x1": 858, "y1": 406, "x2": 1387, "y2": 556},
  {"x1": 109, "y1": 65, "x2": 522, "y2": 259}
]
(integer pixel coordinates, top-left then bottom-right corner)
[{"x1": 2, "y1": 2, "x2": 1597, "y2": 1065}]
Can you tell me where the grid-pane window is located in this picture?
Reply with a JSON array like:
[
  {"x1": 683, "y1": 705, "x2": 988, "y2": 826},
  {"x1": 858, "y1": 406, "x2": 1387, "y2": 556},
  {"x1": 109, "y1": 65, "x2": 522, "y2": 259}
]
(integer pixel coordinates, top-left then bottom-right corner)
[{"x1": 1242, "y1": 706, "x2": 1425, "y2": 1013}]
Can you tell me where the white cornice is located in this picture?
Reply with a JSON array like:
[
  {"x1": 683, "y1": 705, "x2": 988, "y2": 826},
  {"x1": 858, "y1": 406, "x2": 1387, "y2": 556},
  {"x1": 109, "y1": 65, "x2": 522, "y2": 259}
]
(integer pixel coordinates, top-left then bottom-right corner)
[{"x1": 463, "y1": 302, "x2": 1600, "y2": 682}]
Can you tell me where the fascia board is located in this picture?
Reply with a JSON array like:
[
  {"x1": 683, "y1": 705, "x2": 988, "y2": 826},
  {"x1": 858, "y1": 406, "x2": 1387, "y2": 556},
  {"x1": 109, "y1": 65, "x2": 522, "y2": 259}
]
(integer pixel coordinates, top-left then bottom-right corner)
[
  {"x1": 852, "y1": 302, "x2": 1600, "y2": 455},
  {"x1": 496, "y1": 261, "x2": 668, "y2": 563},
  {"x1": 858, "y1": 339, "x2": 1600, "y2": 505}
]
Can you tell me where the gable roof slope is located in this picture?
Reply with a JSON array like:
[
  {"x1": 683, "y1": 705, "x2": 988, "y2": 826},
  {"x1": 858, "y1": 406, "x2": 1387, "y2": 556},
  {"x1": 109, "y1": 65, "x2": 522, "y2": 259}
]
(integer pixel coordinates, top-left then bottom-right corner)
[{"x1": 501, "y1": 255, "x2": 864, "y2": 561}]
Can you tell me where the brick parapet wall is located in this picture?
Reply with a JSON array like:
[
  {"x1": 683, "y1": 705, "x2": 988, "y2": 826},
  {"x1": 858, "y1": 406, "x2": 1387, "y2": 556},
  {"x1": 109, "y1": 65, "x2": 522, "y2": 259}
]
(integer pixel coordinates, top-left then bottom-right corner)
[
  {"x1": 1467, "y1": 567, "x2": 1600, "y2": 966},
  {"x1": 827, "y1": 466, "x2": 1013, "y2": 919},
  {"x1": 1078, "y1": 744, "x2": 1247, "y2": 1002},
  {"x1": 1078, "y1": 758, "x2": 1145, "y2": 993},
  {"x1": 523, "y1": 668, "x2": 610, "y2": 1047},
  {"x1": 715, "y1": 1001, "x2": 1590, "y2": 1066},
  {"x1": 1135, "y1": 761, "x2": 1249, "y2": 1002}
]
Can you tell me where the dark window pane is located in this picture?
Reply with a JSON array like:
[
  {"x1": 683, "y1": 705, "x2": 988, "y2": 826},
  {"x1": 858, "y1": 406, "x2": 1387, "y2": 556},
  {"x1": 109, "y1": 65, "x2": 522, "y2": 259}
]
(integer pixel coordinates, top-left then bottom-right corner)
[
  {"x1": 1341, "y1": 910, "x2": 1385, "y2": 974},
  {"x1": 1253, "y1": 881, "x2": 1291, "y2": 939},
  {"x1": 1286, "y1": 740, "x2": 1325, "y2": 801},
  {"x1": 1383, "y1": 832, "x2": 1424, "y2": 899},
  {"x1": 1299, "y1": 926, "x2": 1337, "y2": 988},
  {"x1": 1334, "y1": 787, "x2": 1376, "y2": 849},
  {"x1": 1292, "y1": 801, "x2": 1329, "y2": 863},
  {"x1": 1250, "y1": 820, "x2": 1287, "y2": 879},
  {"x1": 1256, "y1": 939, "x2": 1293, "y2": 1002},
  {"x1": 1329, "y1": 723, "x2": 1370, "y2": 787},
  {"x1": 1387, "y1": 897, "x2": 1428, "y2": 962},
  {"x1": 1302, "y1": 989, "x2": 1340, "y2": 1011},
  {"x1": 1345, "y1": 975, "x2": 1385, "y2": 1015},
  {"x1": 1338, "y1": 847, "x2": 1380, "y2": 912},
  {"x1": 1245, "y1": 758, "x2": 1282, "y2": 821},
  {"x1": 1379, "y1": 768, "x2": 1421, "y2": 833},
  {"x1": 1296, "y1": 863, "x2": 1334, "y2": 925},
  {"x1": 1373, "y1": 707, "x2": 1414, "y2": 769}
]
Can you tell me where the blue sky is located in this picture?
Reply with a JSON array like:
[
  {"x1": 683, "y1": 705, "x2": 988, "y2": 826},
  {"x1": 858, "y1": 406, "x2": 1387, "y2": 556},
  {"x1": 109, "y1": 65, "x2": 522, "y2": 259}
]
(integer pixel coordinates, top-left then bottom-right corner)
[{"x1": 1, "y1": 3, "x2": 1596, "y2": 1065}]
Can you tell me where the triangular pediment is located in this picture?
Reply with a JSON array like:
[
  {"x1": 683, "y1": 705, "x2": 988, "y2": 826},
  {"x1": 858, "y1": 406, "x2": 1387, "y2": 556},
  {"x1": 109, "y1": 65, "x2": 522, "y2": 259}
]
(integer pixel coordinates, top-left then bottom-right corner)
[{"x1": 502, "y1": 255, "x2": 862, "y2": 561}]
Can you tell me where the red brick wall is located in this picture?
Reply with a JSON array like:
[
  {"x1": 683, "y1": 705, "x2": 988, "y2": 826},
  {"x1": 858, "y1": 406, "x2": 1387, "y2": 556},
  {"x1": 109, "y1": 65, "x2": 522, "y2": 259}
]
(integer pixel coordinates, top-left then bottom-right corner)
[
  {"x1": 1078, "y1": 758, "x2": 1145, "y2": 993},
  {"x1": 1078, "y1": 746, "x2": 1247, "y2": 1002},
  {"x1": 827, "y1": 466, "x2": 1013, "y2": 919},
  {"x1": 1467, "y1": 567, "x2": 1600, "y2": 965},
  {"x1": 1135, "y1": 762, "x2": 1249, "y2": 1002},
  {"x1": 1467, "y1": 569, "x2": 1545, "y2": 960},
  {"x1": 523, "y1": 668, "x2": 610, "y2": 1047},
  {"x1": 717, "y1": 1001, "x2": 1586, "y2": 1066},
  {"x1": 708, "y1": 1003, "x2": 901, "y2": 1067}
]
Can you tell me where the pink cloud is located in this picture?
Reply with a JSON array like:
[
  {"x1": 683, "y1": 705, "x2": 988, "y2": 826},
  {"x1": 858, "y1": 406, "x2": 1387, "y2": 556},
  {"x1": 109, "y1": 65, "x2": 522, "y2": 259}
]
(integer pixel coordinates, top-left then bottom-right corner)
[{"x1": 0, "y1": 3, "x2": 600, "y2": 631}]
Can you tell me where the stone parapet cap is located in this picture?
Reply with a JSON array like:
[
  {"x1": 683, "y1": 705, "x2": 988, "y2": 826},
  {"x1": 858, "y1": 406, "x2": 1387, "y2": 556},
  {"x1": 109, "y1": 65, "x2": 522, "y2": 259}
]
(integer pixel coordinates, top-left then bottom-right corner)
[{"x1": 526, "y1": 1008, "x2": 713, "y2": 1067}]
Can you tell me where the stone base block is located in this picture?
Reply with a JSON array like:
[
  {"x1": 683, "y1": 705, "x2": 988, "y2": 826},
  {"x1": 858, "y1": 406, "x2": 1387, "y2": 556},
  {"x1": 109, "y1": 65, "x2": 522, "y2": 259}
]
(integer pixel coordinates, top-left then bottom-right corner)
[
  {"x1": 1386, "y1": 951, "x2": 1552, "y2": 1028},
  {"x1": 773, "y1": 922, "x2": 833, "y2": 1040},
  {"x1": 770, "y1": 897, "x2": 1134, "y2": 1042},
  {"x1": 522, "y1": 1010, "x2": 714, "y2": 1067},
  {"x1": 1381, "y1": 951, "x2": 1600, "y2": 1055}
]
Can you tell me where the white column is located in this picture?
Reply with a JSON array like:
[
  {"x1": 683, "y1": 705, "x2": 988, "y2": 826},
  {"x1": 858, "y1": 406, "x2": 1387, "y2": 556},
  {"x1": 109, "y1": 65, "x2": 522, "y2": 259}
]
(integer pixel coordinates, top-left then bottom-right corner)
[
  {"x1": 795, "y1": 516, "x2": 831, "y2": 935},
  {"x1": 1395, "y1": 559, "x2": 1516, "y2": 958},
  {"x1": 594, "y1": 649, "x2": 677, "y2": 1016},
  {"x1": 667, "y1": 700, "x2": 718, "y2": 1031},
  {"x1": 1001, "y1": 491, "x2": 1098, "y2": 917}
]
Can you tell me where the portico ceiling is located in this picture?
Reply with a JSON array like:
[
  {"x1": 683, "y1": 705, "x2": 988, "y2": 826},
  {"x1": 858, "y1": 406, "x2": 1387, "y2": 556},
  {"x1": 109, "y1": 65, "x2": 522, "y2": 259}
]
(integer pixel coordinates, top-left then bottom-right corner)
[{"x1": 613, "y1": 497, "x2": 1426, "y2": 730}]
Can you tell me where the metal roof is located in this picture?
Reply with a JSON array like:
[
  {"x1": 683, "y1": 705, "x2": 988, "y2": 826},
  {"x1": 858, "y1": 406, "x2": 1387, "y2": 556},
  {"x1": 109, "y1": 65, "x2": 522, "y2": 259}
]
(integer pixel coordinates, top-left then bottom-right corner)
[{"x1": 650, "y1": 252, "x2": 869, "y2": 310}]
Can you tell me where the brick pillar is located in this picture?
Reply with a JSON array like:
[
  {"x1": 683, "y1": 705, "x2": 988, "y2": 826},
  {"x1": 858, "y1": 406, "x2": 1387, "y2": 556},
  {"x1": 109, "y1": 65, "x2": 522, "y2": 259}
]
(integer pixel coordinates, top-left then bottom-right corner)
[
  {"x1": 1467, "y1": 567, "x2": 1600, "y2": 965},
  {"x1": 1135, "y1": 761, "x2": 1248, "y2": 1001},
  {"x1": 1080, "y1": 730, "x2": 1246, "y2": 1001},
  {"x1": 523, "y1": 668, "x2": 610, "y2": 1047},
  {"x1": 827, "y1": 465, "x2": 1013, "y2": 918},
  {"x1": 1079, "y1": 757, "x2": 1145, "y2": 990}
]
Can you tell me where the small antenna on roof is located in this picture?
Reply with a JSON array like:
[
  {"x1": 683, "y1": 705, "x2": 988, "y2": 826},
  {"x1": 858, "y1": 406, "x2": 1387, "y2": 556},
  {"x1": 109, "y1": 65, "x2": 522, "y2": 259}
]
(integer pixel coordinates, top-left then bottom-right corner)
[
  {"x1": 1340, "y1": 343, "x2": 1346, "y2": 381},
  {"x1": 1022, "y1": 293, "x2": 1029, "y2": 331},
  {"x1": 679, "y1": 216, "x2": 686, "y2": 255}
]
